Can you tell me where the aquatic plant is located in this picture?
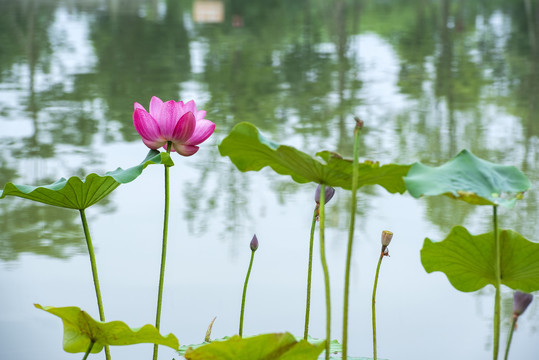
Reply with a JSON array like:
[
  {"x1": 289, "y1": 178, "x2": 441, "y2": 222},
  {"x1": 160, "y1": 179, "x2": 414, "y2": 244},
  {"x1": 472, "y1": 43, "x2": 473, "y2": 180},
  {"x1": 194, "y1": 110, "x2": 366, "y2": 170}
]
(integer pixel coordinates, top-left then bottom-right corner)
[
  {"x1": 371, "y1": 230, "x2": 393, "y2": 360},
  {"x1": 219, "y1": 121, "x2": 410, "y2": 359},
  {"x1": 0, "y1": 150, "x2": 174, "y2": 359},
  {"x1": 133, "y1": 96, "x2": 215, "y2": 156},
  {"x1": 304, "y1": 184, "x2": 336, "y2": 341},
  {"x1": 132, "y1": 96, "x2": 215, "y2": 360},
  {"x1": 405, "y1": 149, "x2": 538, "y2": 360},
  {"x1": 239, "y1": 234, "x2": 259, "y2": 337}
]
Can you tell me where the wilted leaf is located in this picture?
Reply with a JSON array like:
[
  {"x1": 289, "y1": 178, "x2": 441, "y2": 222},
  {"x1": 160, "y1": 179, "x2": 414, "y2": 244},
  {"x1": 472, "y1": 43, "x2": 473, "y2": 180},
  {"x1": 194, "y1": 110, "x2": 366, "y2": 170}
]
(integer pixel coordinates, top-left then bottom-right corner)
[
  {"x1": 219, "y1": 122, "x2": 410, "y2": 193},
  {"x1": 35, "y1": 304, "x2": 179, "y2": 353},
  {"x1": 1, "y1": 150, "x2": 173, "y2": 209},
  {"x1": 404, "y1": 149, "x2": 530, "y2": 208},
  {"x1": 421, "y1": 226, "x2": 539, "y2": 292}
]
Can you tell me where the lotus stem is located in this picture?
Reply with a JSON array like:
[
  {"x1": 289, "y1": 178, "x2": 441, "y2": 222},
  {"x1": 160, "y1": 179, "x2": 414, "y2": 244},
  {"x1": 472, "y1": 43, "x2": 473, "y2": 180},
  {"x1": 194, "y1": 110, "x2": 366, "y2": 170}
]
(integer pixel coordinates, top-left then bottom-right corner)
[
  {"x1": 319, "y1": 184, "x2": 331, "y2": 360},
  {"x1": 79, "y1": 209, "x2": 110, "y2": 360},
  {"x1": 503, "y1": 316, "x2": 517, "y2": 360},
  {"x1": 371, "y1": 253, "x2": 384, "y2": 360},
  {"x1": 493, "y1": 205, "x2": 501, "y2": 360},
  {"x1": 239, "y1": 249, "x2": 256, "y2": 336},
  {"x1": 153, "y1": 142, "x2": 172, "y2": 360},
  {"x1": 82, "y1": 341, "x2": 95, "y2": 360},
  {"x1": 342, "y1": 118, "x2": 362, "y2": 359},
  {"x1": 304, "y1": 206, "x2": 318, "y2": 340}
]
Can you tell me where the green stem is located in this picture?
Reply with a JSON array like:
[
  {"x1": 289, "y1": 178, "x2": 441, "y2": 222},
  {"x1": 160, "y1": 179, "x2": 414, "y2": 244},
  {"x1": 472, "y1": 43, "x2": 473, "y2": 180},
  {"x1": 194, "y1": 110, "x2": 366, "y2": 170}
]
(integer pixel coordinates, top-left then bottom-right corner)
[
  {"x1": 372, "y1": 254, "x2": 384, "y2": 360},
  {"x1": 79, "y1": 209, "x2": 110, "y2": 360},
  {"x1": 342, "y1": 122, "x2": 361, "y2": 359},
  {"x1": 153, "y1": 143, "x2": 172, "y2": 360},
  {"x1": 239, "y1": 250, "x2": 255, "y2": 337},
  {"x1": 304, "y1": 206, "x2": 318, "y2": 340},
  {"x1": 319, "y1": 184, "x2": 331, "y2": 360},
  {"x1": 81, "y1": 341, "x2": 95, "y2": 360},
  {"x1": 493, "y1": 205, "x2": 501, "y2": 360},
  {"x1": 503, "y1": 316, "x2": 517, "y2": 360}
]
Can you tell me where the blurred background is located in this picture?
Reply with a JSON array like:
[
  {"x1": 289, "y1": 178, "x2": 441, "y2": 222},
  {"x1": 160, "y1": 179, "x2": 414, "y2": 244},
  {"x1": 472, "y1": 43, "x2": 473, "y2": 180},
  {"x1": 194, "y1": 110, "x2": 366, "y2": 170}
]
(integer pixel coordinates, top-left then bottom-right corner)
[{"x1": 0, "y1": 0, "x2": 538, "y2": 359}]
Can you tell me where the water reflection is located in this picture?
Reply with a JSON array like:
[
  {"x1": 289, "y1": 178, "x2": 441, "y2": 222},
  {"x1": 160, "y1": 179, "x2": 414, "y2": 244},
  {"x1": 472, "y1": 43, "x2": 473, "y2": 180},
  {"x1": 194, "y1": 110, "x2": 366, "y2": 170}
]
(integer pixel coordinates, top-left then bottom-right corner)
[{"x1": 0, "y1": 0, "x2": 538, "y2": 254}]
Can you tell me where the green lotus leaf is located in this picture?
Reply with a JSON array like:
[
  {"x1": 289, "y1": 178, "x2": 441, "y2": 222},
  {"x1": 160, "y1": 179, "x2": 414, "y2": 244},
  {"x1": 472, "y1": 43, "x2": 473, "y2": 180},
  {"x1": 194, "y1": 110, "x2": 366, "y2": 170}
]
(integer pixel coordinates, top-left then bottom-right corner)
[
  {"x1": 421, "y1": 226, "x2": 539, "y2": 292},
  {"x1": 218, "y1": 122, "x2": 410, "y2": 193},
  {"x1": 0, "y1": 150, "x2": 173, "y2": 209},
  {"x1": 183, "y1": 332, "x2": 324, "y2": 360},
  {"x1": 35, "y1": 304, "x2": 179, "y2": 353},
  {"x1": 404, "y1": 149, "x2": 530, "y2": 208},
  {"x1": 179, "y1": 336, "x2": 340, "y2": 358}
]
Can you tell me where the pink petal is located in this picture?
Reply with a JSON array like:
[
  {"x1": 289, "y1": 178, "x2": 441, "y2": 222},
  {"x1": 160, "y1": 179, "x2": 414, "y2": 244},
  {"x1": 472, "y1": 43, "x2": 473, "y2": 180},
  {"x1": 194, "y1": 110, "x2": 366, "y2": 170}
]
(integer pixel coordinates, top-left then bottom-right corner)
[
  {"x1": 156, "y1": 100, "x2": 182, "y2": 139},
  {"x1": 195, "y1": 110, "x2": 207, "y2": 121},
  {"x1": 142, "y1": 137, "x2": 167, "y2": 150},
  {"x1": 134, "y1": 102, "x2": 146, "y2": 111},
  {"x1": 149, "y1": 96, "x2": 164, "y2": 117},
  {"x1": 133, "y1": 109, "x2": 164, "y2": 149},
  {"x1": 182, "y1": 100, "x2": 197, "y2": 114},
  {"x1": 171, "y1": 112, "x2": 196, "y2": 143},
  {"x1": 172, "y1": 144, "x2": 200, "y2": 156},
  {"x1": 185, "y1": 119, "x2": 215, "y2": 145}
]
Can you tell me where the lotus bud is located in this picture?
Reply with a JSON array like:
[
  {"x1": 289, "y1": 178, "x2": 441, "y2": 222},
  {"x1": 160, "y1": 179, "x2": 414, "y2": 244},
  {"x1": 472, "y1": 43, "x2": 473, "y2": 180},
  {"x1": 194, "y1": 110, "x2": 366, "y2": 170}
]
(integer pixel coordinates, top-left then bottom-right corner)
[
  {"x1": 315, "y1": 184, "x2": 336, "y2": 205},
  {"x1": 354, "y1": 116, "x2": 364, "y2": 130},
  {"x1": 250, "y1": 234, "x2": 259, "y2": 252},
  {"x1": 513, "y1": 291, "x2": 533, "y2": 317},
  {"x1": 381, "y1": 230, "x2": 393, "y2": 253}
]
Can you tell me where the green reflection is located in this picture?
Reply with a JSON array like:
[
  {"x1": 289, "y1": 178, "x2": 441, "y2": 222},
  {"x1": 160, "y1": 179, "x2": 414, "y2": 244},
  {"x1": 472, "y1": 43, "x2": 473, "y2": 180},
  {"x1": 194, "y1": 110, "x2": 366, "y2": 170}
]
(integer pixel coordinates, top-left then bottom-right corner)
[{"x1": 1, "y1": 0, "x2": 539, "y2": 257}]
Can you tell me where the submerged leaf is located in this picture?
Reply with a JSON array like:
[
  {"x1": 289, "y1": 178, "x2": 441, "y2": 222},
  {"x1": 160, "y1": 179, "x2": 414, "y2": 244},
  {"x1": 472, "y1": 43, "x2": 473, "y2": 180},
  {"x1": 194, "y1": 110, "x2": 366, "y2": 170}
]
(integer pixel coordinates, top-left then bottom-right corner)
[
  {"x1": 35, "y1": 304, "x2": 179, "y2": 353},
  {"x1": 1, "y1": 150, "x2": 173, "y2": 209},
  {"x1": 404, "y1": 149, "x2": 530, "y2": 208},
  {"x1": 183, "y1": 332, "x2": 324, "y2": 360},
  {"x1": 421, "y1": 226, "x2": 539, "y2": 292},
  {"x1": 219, "y1": 122, "x2": 410, "y2": 193}
]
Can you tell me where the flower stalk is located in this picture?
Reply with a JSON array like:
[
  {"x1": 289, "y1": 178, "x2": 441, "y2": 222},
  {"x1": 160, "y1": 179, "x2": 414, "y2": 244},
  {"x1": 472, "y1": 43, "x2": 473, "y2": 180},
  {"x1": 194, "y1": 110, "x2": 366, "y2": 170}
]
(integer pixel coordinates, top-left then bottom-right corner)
[
  {"x1": 342, "y1": 118, "x2": 363, "y2": 359},
  {"x1": 79, "y1": 209, "x2": 110, "y2": 360},
  {"x1": 153, "y1": 142, "x2": 172, "y2": 360},
  {"x1": 493, "y1": 205, "x2": 501, "y2": 360},
  {"x1": 239, "y1": 235, "x2": 258, "y2": 337},
  {"x1": 504, "y1": 291, "x2": 533, "y2": 360},
  {"x1": 304, "y1": 206, "x2": 318, "y2": 340},
  {"x1": 319, "y1": 184, "x2": 331, "y2": 360},
  {"x1": 305, "y1": 184, "x2": 335, "y2": 340},
  {"x1": 372, "y1": 230, "x2": 393, "y2": 360}
]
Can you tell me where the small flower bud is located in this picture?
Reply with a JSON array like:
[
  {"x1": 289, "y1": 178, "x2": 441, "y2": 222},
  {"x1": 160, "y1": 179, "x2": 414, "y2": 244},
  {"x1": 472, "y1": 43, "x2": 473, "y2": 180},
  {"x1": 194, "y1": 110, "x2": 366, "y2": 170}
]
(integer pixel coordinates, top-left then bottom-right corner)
[
  {"x1": 381, "y1": 230, "x2": 393, "y2": 247},
  {"x1": 513, "y1": 291, "x2": 533, "y2": 317},
  {"x1": 354, "y1": 116, "x2": 364, "y2": 130},
  {"x1": 250, "y1": 234, "x2": 259, "y2": 252},
  {"x1": 315, "y1": 184, "x2": 336, "y2": 205},
  {"x1": 381, "y1": 230, "x2": 393, "y2": 253}
]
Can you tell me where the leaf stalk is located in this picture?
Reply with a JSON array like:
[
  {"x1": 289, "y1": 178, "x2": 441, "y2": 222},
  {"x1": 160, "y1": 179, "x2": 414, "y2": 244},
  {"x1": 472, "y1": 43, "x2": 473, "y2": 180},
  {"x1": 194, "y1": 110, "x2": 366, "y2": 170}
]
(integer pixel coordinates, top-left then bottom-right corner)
[
  {"x1": 79, "y1": 209, "x2": 110, "y2": 360},
  {"x1": 342, "y1": 120, "x2": 361, "y2": 359}
]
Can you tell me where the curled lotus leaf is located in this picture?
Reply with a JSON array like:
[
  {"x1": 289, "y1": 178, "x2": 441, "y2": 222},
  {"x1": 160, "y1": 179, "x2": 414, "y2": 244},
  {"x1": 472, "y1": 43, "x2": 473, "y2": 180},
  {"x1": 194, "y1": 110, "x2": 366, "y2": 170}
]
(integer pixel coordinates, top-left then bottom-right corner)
[
  {"x1": 35, "y1": 304, "x2": 179, "y2": 353},
  {"x1": 0, "y1": 150, "x2": 173, "y2": 209},
  {"x1": 404, "y1": 149, "x2": 530, "y2": 208},
  {"x1": 183, "y1": 332, "x2": 324, "y2": 360},
  {"x1": 218, "y1": 122, "x2": 410, "y2": 193},
  {"x1": 421, "y1": 226, "x2": 539, "y2": 293}
]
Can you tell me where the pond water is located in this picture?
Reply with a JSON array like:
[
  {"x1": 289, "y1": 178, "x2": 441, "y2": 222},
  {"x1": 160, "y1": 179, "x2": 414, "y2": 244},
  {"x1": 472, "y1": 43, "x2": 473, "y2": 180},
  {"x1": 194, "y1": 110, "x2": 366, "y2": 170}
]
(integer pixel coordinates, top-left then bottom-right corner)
[{"x1": 1, "y1": 0, "x2": 538, "y2": 359}]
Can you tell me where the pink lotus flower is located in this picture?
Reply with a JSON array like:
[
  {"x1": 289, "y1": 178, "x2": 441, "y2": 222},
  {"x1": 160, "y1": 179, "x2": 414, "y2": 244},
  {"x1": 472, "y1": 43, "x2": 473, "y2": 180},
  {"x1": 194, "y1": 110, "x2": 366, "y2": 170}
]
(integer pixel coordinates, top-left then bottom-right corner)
[{"x1": 133, "y1": 96, "x2": 215, "y2": 156}]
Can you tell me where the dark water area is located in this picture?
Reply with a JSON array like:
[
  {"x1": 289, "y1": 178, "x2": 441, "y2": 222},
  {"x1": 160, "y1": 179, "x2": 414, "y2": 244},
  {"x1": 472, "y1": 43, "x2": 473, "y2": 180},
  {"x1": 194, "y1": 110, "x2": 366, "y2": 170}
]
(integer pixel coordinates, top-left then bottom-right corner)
[{"x1": 0, "y1": 0, "x2": 538, "y2": 359}]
